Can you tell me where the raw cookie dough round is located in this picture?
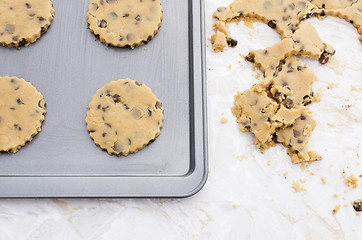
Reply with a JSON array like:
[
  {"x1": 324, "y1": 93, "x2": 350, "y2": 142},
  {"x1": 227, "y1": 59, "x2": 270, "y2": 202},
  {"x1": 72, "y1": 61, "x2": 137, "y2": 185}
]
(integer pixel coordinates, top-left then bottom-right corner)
[
  {"x1": 0, "y1": 0, "x2": 54, "y2": 48},
  {"x1": 0, "y1": 76, "x2": 46, "y2": 153},
  {"x1": 86, "y1": 79, "x2": 164, "y2": 156},
  {"x1": 87, "y1": 0, "x2": 163, "y2": 48}
]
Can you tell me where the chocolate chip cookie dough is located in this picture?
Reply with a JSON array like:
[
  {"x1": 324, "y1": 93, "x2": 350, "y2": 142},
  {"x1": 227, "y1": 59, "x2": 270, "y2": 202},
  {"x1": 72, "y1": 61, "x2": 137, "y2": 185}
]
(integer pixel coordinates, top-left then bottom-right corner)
[
  {"x1": 0, "y1": 0, "x2": 54, "y2": 49},
  {"x1": 211, "y1": 0, "x2": 362, "y2": 52},
  {"x1": 231, "y1": 56, "x2": 322, "y2": 163},
  {"x1": 0, "y1": 76, "x2": 46, "y2": 153},
  {"x1": 86, "y1": 79, "x2": 164, "y2": 156},
  {"x1": 87, "y1": 0, "x2": 163, "y2": 48}
]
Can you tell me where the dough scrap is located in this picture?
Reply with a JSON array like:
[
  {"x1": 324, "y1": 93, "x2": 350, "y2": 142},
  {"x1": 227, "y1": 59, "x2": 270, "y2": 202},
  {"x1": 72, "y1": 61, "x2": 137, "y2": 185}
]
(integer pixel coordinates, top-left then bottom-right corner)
[
  {"x1": 0, "y1": 76, "x2": 46, "y2": 153},
  {"x1": 212, "y1": 0, "x2": 362, "y2": 52},
  {"x1": 86, "y1": 79, "x2": 164, "y2": 156},
  {"x1": 0, "y1": 0, "x2": 54, "y2": 49},
  {"x1": 232, "y1": 56, "x2": 320, "y2": 163},
  {"x1": 213, "y1": 0, "x2": 316, "y2": 38},
  {"x1": 245, "y1": 21, "x2": 335, "y2": 77},
  {"x1": 87, "y1": 0, "x2": 163, "y2": 48}
]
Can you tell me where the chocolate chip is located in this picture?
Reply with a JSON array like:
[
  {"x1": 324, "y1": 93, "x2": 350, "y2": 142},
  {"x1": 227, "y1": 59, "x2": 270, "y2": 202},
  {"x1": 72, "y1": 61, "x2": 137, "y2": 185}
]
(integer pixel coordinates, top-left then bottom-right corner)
[
  {"x1": 105, "y1": 123, "x2": 112, "y2": 128},
  {"x1": 119, "y1": 36, "x2": 124, "y2": 41},
  {"x1": 217, "y1": 7, "x2": 226, "y2": 12},
  {"x1": 28, "y1": 13, "x2": 35, "y2": 17},
  {"x1": 100, "y1": 0, "x2": 104, "y2": 4},
  {"x1": 300, "y1": 115, "x2": 306, "y2": 120},
  {"x1": 38, "y1": 17, "x2": 45, "y2": 22},
  {"x1": 287, "y1": 69, "x2": 293, "y2": 73},
  {"x1": 353, "y1": 199, "x2": 362, "y2": 212},
  {"x1": 98, "y1": 19, "x2": 107, "y2": 28},
  {"x1": 12, "y1": 36, "x2": 19, "y2": 41},
  {"x1": 297, "y1": 66, "x2": 303, "y2": 71},
  {"x1": 106, "y1": 0, "x2": 116, "y2": 3},
  {"x1": 293, "y1": 129, "x2": 301, "y2": 137},
  {"x1": 102, "y1": 132, "x2": 107, "y2": 137},
  {"x1": 227, "y1": 38, "x2": 238, "y2": 47},
  {"x1": 148, "y1": 109, "x2": 152, "y2": 117},
  {"x1": 302, "y1": 95, "x2": 313, "y2": 105},
  {"x1": 16, "y1": 98, "x2": 23, "y2": 104},
  {"x1": 284, "y1": 98, "x2": 293, "y2": 108},
  {"x1": 18, "y1": 38, "x2": 28, "y2": 47},
  {"x1": 320, "y1": 10, "x2": 325, "y2": 16},
  {"x1": 297, "y1": 139, "x2": 303, "y2": 144},
  {"x1": 124, "y1": 104, "x2": 129, "y2": 110},
  {"x1": 113, "y1": 141, "x2": 123, "y2": 153},
  {"x1": 128, "y1": 138, "x2": 132, "y2": 145},
  {"x1": 267, "y1": 20, "x2": 277, "y2": 29},
  {"x1": 102, "y1": 106, "x2": 109, "y2": 112},
  {"x1": 10, "y1": 107, "x2": 15, "y2": 111},
  {"x1": 5, "y1": 24, "x2": 15, "y2": 34},
  {"x1": 282, "y1": 16, "x2": 289, "y2": 21},
  {"x1": 135, "y1": 81, "x2": 142, "y2": 86},
  {"x1": 131, "y1": 108, "x2": 143, "y2": 119},
  {"x1": 89, "y1": 130, "x2": 96, "y2": 133},
  {"x1": 126, "y1": 34, "x2": 133, "y2": 41},
  {"x1": 112, "y1": 94, "x2": 121, "y2": 103},
  {"x1": 319, "y1": 51, "x2": 330, "y2": 64},
  {"x1": 245, "y1": 54, "x2": 255, "y2": 63},
  {"x1": 135, "y1": 15, "x2": 141, "y2": 21},
  {"x1": 91, "y1": 3, "x2": 99, "y2": 11},
  {"x1": 322, "y1": 4, "x2": 326, "y2": 8},
  {"x1": 14, "y1": 124, "x2": 22, "y2": 131},
  {"x1": 155, "y1": 101, "x2": 163, "y2": 109},
  {"x1": 123, "y1": 13, "x2": 130, "y2": 18},
  {"x1": 25, "y1": 3, "x2": 31, "y2": 8},
  {"x1": 109, "y1": 12, "x2": 118, "y2": 19}
]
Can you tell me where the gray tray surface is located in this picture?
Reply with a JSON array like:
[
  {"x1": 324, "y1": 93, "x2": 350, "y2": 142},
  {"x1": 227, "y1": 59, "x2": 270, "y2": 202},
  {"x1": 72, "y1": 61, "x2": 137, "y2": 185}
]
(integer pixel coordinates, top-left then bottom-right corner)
[{"x1": 0, "y1": 0, "x2": 207, "y2": 197}]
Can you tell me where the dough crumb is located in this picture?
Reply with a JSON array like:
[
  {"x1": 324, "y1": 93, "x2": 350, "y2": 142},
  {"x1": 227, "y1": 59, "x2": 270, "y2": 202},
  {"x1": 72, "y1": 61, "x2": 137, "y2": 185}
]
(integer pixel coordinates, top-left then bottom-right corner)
[
  {"x1": 237, "y1": 155, "x2": 245, "y2": 162},
  {"x1": 351, "y1": 85, "x2": 361, "y2": 91},
  {"x1": 291, "y1": 180, "x2": 307, "y2": 192},
  {"x1": 343, "y1": 173, "x2": 359, "y2": 189},
  {"x1": 333, "y1": 193, "x2": 339, "y2": 198},
  {"x1": 220, "y1": 117, "x2": 228, "y2": 124},
  {"x1": 327, "y1": 83, "x2": 335, "y2": 89},
  {"x1": 321, "y1": 177, "x2": 327, "y2": 184},
  {"x1": 228, "y1": 65, "x2": 231, "y2": 69},
  {"x1": 283, "y1": 172, "x2": 288, "y2": 177},
  {"x1": 332, "y1": 204, "x2": 341, "y2": 215},
  {"x1": 300, "y1": 163, "x2": 308, "y2": 171}
]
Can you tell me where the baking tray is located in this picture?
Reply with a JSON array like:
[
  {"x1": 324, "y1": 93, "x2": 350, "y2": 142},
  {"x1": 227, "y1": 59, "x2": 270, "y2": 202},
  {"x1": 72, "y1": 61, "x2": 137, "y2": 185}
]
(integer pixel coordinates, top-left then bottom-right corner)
[{"x1": 0, "y1": 0, "x2": 207, "y2": 198}]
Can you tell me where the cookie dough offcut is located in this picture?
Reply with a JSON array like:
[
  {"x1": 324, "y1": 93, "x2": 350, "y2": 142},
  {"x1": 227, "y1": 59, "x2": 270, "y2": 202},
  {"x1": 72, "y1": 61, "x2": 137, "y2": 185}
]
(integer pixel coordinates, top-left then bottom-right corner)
[
  {"x1": 86, "y1": 79, "x2": 164, "y2": 156},
  {"x1": 87, "y1": 0, "x2": 163, "y2": 48},
  {"x1": 0, "y1": 0, "x2": 54, "y2": 48},
  {"x1": 0, "y1": 76, "x2": 46, "y2": 153}
]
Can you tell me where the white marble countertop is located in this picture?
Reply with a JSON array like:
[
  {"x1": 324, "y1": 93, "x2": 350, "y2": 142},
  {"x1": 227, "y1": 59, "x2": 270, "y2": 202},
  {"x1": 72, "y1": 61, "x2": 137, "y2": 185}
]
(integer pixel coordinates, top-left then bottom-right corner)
[{"x1": 0, "y1": 1, "x2": 361, "y2": 239}]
